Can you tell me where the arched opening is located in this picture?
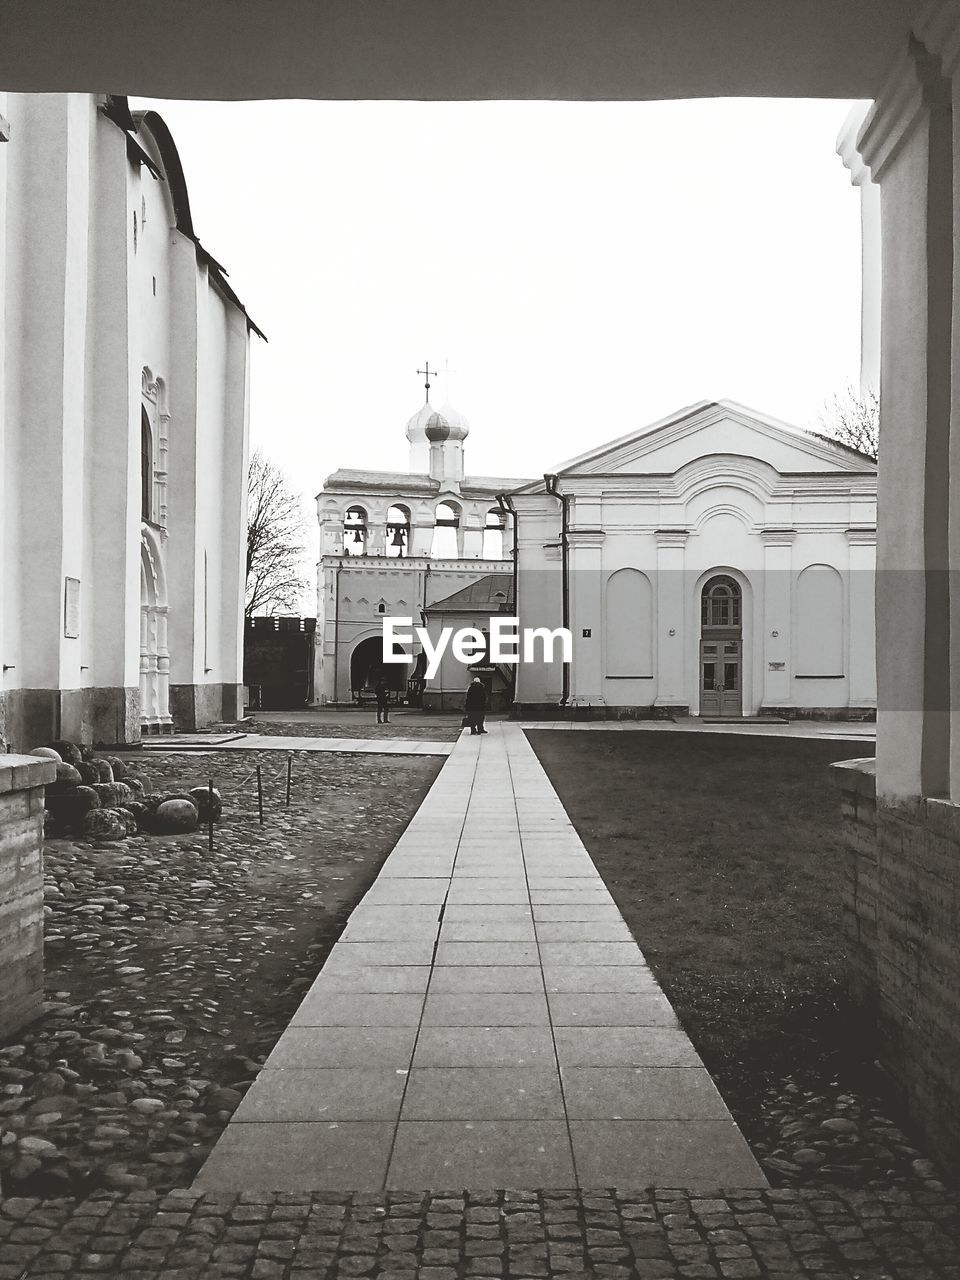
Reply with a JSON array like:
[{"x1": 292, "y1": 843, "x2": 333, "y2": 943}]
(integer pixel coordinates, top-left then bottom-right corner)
[
  {"x1": 482, "y1": 507, "x2": 505, "y2": 559},
  {"x1": 140, "y1": 528, "x2": 172, "y2": 731},
  {"x1": 796, "y1": 564, "x2": 844, "y2": 676},
  {"x1": 700, "y1": 574, "x2": 743, "y2": 717},
  {"x1": 343, "y1": 505, "x2": 368, "y2": 555},
  {"x1": 431, "y1": 501, "x2": 461, "y2": 558},
  {"x1": 141, "y1": 406, "x2": 153, "y2": 522},
  {"x1": 605, "y1": 568, "x2": 653, "y2": 677},
  {"x1": 386, "y1": 504, "x2": 411, "y2": 558},
  {"x1": 350, "y1": 634, "x2": 408, "y2": 701}
]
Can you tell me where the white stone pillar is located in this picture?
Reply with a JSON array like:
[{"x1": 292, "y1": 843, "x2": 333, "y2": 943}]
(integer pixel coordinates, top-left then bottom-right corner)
[
  {"x1": 760, "y1": 529, "x2": 795, "y2": 709},
  {"x1": 461, "y1": 513, "x2": 484, "y2": 559},
  {"x1": 567, "y1": 530, "x2": 604, "y2": 706},
  {"x1": 653, "y1": 529, "x2": 688, "y2": 710},
  {"x1": 838, "y1": 106, "x2": 882, "y2": 398},
  {"x1": 857, "y1": 37, "x2": 953, "y2": 801},
  {"x1": 919, "y1": 5, "x2": 960, "y2": 800}
]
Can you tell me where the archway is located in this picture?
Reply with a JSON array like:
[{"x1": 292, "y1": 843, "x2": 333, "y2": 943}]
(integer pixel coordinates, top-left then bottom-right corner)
[
  {"x1": 699, "y1": 574, "x2": 743, "y2": 717},
  {"x1": 140, "y1": 527, "x2": 173, "y2": 731},
  {"x1": 349, "y1": 635, "x2": 408, "y2": 701}
]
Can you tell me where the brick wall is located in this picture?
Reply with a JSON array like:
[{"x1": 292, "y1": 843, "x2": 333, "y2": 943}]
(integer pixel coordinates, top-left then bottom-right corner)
[
  {"x1": 0, "y1": 755, "x2": 56, "y2": 1039},
  {"x1": 831, "y1": 758, "x2": 960, "y2": 1170}
]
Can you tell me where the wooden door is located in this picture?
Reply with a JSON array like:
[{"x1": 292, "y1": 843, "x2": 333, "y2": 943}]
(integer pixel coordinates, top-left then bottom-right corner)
[{"x1": 700, "y1": 640, "x2": 742, "y2": 716}]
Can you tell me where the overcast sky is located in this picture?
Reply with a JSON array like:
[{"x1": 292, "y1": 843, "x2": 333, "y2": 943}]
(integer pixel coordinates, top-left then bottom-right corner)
[{"x1": 135, "y1": 95, "x2": 864, "y2": 547}]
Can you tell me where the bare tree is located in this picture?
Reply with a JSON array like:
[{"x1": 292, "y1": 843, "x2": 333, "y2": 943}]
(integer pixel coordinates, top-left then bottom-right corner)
[
  {"x1": 816, "y1": 383, "x2": 879, "y2": 461},
  {"x1": 245, "y1": 449, "x2": 308, "y2": 617}
]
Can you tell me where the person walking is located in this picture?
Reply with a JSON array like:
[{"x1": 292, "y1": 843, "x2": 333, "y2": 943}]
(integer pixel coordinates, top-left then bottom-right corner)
[
  {"x1": 374, "y1": 677, "x2": 390, "y2": 725},
  {"x1": 464, "y1": 677, "x2": 487, "y2": 735}
]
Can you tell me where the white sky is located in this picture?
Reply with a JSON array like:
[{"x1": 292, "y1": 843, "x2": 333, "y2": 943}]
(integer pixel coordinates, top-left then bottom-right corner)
[{"x1": 135, "y1": 96, "x2": 864, "y2": 563}]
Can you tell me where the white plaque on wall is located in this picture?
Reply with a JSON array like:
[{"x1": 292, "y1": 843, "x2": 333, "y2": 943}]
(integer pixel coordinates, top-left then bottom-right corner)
[{"x1": 64, "y1": 577, "x2": 80, "y2": 638}]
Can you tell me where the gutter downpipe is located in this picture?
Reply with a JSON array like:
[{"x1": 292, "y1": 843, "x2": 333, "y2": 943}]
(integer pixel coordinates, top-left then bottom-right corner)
[
  {"x1": 496, "y1": 492, "x2": 519, "y2": 714},
  {"x1": 543, "y1": 474, "x2": 570, "y2": 709}
]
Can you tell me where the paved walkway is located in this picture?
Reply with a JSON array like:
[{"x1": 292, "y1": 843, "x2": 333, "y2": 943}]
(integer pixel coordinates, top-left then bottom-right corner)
[
  {"x1": 522, "y1": 720, "x2": 875, "y2": 742},
  {"x1": 139, "y1": 735, "x2": 454, "y2": 757},
  {"x1": 194, "y1": 724, "x2": 763, "y2": 1192}
]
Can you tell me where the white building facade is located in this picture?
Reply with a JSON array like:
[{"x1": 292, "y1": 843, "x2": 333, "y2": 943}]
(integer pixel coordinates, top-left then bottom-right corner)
[
  {"x1": 0, "y1": 93, "x2": 257, "y2": 750},
  {"x1": 511, "y1": 400, "x2": 877, "y2": 719},
  {"x1": 314, "y1": 395, "x2": 529, "y2": 707}
]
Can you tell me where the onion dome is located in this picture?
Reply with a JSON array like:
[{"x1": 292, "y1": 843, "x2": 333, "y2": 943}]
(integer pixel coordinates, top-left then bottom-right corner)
[
  {"x1": 405, "y1": 400, "x2": 434, "y2": 444},
  {"x1": 436, "y1": 400, "x2": 470, "y2": 441},
  {"x1": 425, "y1": 411, "x2": 452, "y2": 442}
]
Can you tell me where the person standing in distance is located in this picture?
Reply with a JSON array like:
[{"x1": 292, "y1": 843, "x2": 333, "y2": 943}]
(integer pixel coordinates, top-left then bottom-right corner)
[
  {"x1": 465, "y1": 677, "x2": 487, "y2": 735},
  {"x1": 374, "y1": 676, "x2": 390, "y2": 725}
]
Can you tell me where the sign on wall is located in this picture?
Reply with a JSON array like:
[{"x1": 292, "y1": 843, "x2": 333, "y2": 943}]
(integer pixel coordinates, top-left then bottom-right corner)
[{"x1": 63, "y1": 577, "x2": 80, "y2": 639}]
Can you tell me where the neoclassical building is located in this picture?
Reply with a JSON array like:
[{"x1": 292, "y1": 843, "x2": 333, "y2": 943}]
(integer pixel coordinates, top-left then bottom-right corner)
[
  {"x1": 510, "y1": 400, "x2": 877, "y2": 718},
  {"x1": 314, "y1": 390, "x2": 529, "y2": 707},
  {"x1": 0, "y1": 92, "x2": 257, "y2": 749}
]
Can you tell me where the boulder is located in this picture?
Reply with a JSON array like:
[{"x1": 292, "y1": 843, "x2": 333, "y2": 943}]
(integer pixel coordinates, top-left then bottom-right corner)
[
  {"x1": 45, "y1": 787, "x2": 101, "y2": 832},
  {"x1": 76, "y1": 761, "x2": 100, "y2": 786},
  {"x1": 80, "y1": 809, "x2": 128, "y2": 842},
  {"x1": 115, "y1": 808, "x2": 139, "y2": 837},
  {"x1": 47, "y1": 763, "x2": 82, "y2": 795},
  {"x1": 154, "y1": 799, "x2": 199, "y2": 834},
  {"x1": 189, "y1": 786, "x2": 223, "y2": 823},
  {"x1": 104, "y1": 755, "x2": 129, "y2": 781},
  {"x1": 94, "y1": 759, "x2": 115, "y2": 783},
  {"x1": 126, "y1": 777, "x2": 146, "y2": 797},
  {"x1": 30, "y1": 747, "x2": 62, "y2": 764},
  {"x1": 44, "y1": 740, "x2": 82, "y2": 766},
  {"x1": 92, "y1": 782, "x2": 134, "y2": 808}
]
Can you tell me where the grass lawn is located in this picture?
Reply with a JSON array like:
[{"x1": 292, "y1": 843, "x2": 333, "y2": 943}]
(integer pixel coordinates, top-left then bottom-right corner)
[{"x1": 526, "y1": 729, "x2": 876, "y2": 1120}]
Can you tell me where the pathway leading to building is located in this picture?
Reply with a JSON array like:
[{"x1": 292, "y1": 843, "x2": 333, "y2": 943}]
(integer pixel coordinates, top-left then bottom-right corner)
[{"x1": 194, "y1": 723, "x2": 764, "y2": 1192}]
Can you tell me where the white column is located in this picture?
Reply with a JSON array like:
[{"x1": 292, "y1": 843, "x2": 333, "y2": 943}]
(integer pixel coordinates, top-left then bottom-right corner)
[
  {"x1": 567, "y1": 530, "x2": 604, "y2": 706},
  {"x1": 838, "y1": 106, "x2": 882, "y2": 398},
  {"x1": 653, "y1": 529, "x2": 688, "y2": 710},
  {"x1": 760, "y1": 529, "x2": 795, "y2": 709},
  {"x1": 857, "y1": 36, "x2": 953, "y2": 801}
]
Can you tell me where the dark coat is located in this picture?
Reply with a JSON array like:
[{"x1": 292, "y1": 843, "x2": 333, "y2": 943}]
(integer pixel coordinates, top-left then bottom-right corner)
[
  {"x1": 374, "y1": 681, "x2": 390, "y2": 706},
  {"x1": 465, "y1": 682, "x2": 486, "y2": 713}
]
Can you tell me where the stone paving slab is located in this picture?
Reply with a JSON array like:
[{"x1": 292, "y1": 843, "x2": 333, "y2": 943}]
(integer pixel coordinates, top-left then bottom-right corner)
[
  {"x1": 2, "y1": 1186, "x2": 958, "y2": 1279},
  {"x1": 194, "y1": 722, "x2": 764, "y2": 1193}
]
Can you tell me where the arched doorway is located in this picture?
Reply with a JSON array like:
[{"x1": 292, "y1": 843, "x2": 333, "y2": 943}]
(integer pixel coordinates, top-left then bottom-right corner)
[
  {"x1": 699, "y1": 574, "x2": 743, "y2": 717},
  {"x1": 349, "y1": 635, "x2": 408, "y2": 701},
  {"x1": 140, "y1": 528, "x2": 173, "y2": 731}
]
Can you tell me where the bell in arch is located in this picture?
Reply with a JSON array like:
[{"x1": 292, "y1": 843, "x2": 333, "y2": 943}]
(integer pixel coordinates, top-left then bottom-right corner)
[{"x1": 390, "y1": 525, "x2": 406, "y2": 548}]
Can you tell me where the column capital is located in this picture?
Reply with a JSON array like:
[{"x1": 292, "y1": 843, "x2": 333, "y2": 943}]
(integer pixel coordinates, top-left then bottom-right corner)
[
  {"x1": 567, "y1": 528, "x2": 605, "y2": 548},
  {"x1": 846, "y1": 525, "x2": 877, "y2": 546},
  {"x1": 761, "y1": 527, "x2": 797, "y2": 547},
  {"x1": 858, "y1": 35, "x2": 951, "y2": 181},
  {"x1": 655, "y1": 527, "x2": 689, "y2": 549},
  {"x1": 836, "y1": 103, "x2": 874, "y2": 187}
]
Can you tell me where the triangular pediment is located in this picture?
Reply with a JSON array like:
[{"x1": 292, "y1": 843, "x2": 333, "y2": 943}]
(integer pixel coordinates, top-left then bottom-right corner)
[{"x1": 552, "y1": 399, "x2": 876, "y2": 479}]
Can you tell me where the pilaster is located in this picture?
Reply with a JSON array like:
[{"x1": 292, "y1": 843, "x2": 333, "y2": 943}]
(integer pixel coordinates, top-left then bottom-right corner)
[
  {"x1": 568, "y1": 529, "x2": 605, "y2": 705},
  {"x1": 761, "y1": 528, "x2": 795, "y2": 707},
  {"x1": 653, "y1": 528, "x2": 688, "y2": 708}
]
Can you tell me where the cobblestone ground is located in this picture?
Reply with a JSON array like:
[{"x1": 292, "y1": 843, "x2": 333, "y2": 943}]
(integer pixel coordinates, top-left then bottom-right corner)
[
  {"x1": 0, "y1": 750, "x2": 441, "y2": 1199},
  {"x1": 1, "y1": 1185, "x2": 959, "y2": 1279}
]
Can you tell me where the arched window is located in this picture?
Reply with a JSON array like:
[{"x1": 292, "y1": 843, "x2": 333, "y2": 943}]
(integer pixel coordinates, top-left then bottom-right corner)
[
  {"x1": 796, "y1": 565, "x2": 844, "y2": 676},
  {"x1": 386, "y1": 504, "x2": 411, "y2": 558},
  {"x1": 431, "y1": 502, "x2": 461, "y2": 558},
  {"x1": 344, "y1": 505, "x2": 368, "y2": 555},
  {"x1": 701, "y1": 575, "x2": 742, "y2": 630},
  {"x1": 605, "y1": 568, "x2": 654, "y2": 677},
  {"x1": 482, "y1": 508, "x2": 505, "y2": 559},
  {"x1": 141, "y1": 406, "x2": 153, "y2": 522}
]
